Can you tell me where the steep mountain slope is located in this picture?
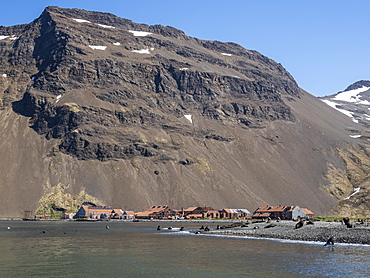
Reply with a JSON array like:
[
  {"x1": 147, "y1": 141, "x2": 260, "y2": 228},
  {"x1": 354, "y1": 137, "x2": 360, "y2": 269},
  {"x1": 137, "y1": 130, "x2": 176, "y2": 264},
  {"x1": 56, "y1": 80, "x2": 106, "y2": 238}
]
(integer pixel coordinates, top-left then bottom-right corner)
[
  {"x1": 0, "y1": 6, "x2": 368, "y2": 217},
  {"x1": 320, "y1": 81, "x2": 370, "y2": 217}
]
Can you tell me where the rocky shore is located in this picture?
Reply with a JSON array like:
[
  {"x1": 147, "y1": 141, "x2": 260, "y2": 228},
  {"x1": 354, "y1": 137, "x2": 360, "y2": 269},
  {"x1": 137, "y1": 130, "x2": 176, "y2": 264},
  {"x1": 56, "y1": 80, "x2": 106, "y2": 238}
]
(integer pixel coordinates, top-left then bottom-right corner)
[{"x1": 203, "y1": 220, "x2": 370, "y2": 245}]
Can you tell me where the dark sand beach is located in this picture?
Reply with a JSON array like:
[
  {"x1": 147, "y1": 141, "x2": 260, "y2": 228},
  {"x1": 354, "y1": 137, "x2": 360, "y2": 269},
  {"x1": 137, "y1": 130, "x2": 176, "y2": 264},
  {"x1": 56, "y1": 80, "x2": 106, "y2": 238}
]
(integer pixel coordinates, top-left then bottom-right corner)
[{"x1": 203, "y1": 220, "x2": 370, "y2": 245}]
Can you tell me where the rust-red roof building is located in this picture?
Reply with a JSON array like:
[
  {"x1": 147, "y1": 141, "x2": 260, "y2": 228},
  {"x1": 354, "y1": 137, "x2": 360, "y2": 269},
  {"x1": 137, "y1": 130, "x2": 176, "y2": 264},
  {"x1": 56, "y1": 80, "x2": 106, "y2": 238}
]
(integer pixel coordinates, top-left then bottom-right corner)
[
  {"x1": 252, "y1": 205, "x2": 313, "y2": 220},
  {"x1": 135, "y1": 205, "x2": 175, "y2": 219}
]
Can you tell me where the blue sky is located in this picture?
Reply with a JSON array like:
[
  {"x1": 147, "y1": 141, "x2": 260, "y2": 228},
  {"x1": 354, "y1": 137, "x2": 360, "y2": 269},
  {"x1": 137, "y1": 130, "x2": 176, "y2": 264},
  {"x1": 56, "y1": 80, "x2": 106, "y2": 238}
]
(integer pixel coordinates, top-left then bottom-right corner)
[{"x1": 1, "y1": 0, "x2": 369, "y2": 97}]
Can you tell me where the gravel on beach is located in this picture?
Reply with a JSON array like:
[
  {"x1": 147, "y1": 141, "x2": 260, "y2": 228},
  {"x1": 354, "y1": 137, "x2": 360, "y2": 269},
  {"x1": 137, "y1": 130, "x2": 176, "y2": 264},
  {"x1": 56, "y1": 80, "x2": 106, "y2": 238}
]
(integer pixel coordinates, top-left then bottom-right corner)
[{"x1": 203, "y1": 220, "x2": 370, "y2": 245}]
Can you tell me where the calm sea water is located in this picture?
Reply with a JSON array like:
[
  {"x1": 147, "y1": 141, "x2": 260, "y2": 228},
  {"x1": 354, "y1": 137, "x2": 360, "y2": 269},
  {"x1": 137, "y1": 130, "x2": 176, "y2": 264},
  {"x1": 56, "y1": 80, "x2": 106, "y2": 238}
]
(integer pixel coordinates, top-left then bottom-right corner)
[{"x1": 0, "y1": 220, "x2": 369, "y2": 277}]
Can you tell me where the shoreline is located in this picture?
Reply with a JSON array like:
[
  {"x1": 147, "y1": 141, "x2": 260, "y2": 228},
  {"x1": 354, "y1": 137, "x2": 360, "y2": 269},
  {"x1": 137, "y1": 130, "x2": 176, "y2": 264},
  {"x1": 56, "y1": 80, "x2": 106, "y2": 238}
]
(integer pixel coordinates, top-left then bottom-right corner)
[
  {"x1": 2, "y1": 218, "x2": 369, "y2": 245},
  {"x1": 202, "y1": 220, "x2": 370, "y2": 245}
]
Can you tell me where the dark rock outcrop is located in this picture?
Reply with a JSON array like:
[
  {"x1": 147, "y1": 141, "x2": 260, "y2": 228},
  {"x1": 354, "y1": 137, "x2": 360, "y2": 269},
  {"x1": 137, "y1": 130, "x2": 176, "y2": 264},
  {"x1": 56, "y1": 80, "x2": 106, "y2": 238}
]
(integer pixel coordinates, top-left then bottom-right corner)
[{"x1": 3, "y1": 6, "x2": 301, "y2": 161}]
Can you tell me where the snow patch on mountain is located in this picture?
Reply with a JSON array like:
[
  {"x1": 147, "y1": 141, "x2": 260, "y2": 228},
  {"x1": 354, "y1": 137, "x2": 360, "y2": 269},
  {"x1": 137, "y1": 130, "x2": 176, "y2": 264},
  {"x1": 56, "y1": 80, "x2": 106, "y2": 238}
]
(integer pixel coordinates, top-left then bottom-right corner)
[
  {"x1": 89, "y1": 45, "x2": 107, "y2": 50},
  {"x1": 73, "y1": 18, "x2": 91, "y2": 23},
  {"x1": 321, "y1": 99, "x2": 355, "y2": 119},
  {"x1": 332, "y1": 86, "x2": 370, "y2": 105},
  {"x1": 344, "y1": 187, "x2": 361, "y2": 200},
  {"x1": 128, "y1": 30, "x2": 152, "y2": 37},
  {"x1": 97, "y1": 24, "x2": 115, "y2": 29},
  {"x1": 132, "y1": 49, "x2": 151, "y2": 54},
  {"x1": 184, "y1": 115, "x2": 192, "y2": 124},
  {"x1": 0, "y1": 35, "x2": 19, "y2": 41},
  {"x1": 320, "y1": 85, "x2": 370, "y2": 124}
]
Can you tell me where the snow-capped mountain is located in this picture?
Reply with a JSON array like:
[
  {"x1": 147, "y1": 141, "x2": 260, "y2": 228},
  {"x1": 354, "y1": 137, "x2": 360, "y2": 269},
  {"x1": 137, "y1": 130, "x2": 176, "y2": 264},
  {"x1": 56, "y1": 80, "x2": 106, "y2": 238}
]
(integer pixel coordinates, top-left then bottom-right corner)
[{"x1": 321, "y1": 80, "x2": 370, "y2": 127}]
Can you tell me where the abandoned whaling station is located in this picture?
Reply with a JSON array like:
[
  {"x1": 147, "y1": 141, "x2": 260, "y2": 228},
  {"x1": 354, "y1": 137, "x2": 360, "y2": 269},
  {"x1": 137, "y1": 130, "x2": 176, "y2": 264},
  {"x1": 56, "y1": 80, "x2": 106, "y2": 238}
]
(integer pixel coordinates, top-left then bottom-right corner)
[{"x1": 29, "y1": 203, "x2": 314, "y2": 221}]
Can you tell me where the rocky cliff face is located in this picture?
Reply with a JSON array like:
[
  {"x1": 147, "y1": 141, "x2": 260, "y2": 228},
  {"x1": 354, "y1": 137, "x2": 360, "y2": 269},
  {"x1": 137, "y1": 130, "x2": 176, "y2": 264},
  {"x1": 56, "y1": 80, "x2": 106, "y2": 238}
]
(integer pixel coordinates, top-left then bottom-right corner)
[
  {"x1": 9, "y1": 6, "x2": 299, "y2": 161},
  {"x1": 0, "y1": 7, "x2": 369, "y2": 217}
]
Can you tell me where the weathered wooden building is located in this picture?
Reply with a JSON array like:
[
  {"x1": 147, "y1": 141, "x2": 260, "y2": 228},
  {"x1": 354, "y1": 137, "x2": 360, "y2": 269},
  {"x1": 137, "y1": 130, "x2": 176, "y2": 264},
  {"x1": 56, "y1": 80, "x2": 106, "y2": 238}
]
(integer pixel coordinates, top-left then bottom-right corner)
[
  {"x1": 220, "y1": 209, "x2": 250, "y2": 219},
  {"x1": 252, "y1": 205, "x2": 313, "y2": 220},
  {"x1": 75, "y1": 205, "x2": 113, "y2": 219},
  {"x1": 135, "y1": 205, "x2": 175, "y2": 219}
]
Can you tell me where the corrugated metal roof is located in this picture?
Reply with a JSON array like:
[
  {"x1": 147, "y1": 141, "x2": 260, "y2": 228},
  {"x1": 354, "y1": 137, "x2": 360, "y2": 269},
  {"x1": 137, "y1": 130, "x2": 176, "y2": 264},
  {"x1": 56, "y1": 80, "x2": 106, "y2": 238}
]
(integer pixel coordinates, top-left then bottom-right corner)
[
  {"x1": 287, "y1": 206, "x2": 297, "y2": 212},
  {"x1": 253, "y1": 212, "x2": 270, "y2": 217},
  {"x1": 255, "y1": 206, "x2": 287, "y2": 212},
  {"x1": 188, "y1": 214, "x2": 203, "y2": 218},
  {"x1": 229, "y1": 209, "x2": 250, "y2": 214},
  {"x1": 302, "y1": 208, "x2": 314, "y2": 215},
  {"x1": 135, "y1": 211, "x2": 151, "y2": 217},
  {"x1": 184, "y1": 207, "x2": 198, "y2": 212}
]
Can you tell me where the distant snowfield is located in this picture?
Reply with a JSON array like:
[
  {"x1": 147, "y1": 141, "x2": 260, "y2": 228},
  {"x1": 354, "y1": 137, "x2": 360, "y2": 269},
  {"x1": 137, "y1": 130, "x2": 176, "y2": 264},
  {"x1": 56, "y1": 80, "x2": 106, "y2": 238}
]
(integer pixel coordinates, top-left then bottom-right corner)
[
  {"x1": 349, "y1": 134, "x2": 361, "y2": 138},
  {"x1": 333, "y1": 86, "x2": 370, "y2": 105},
  {"x1": 113, "y1": 42, "x2": 121, "y2": 46},
  {"x1": 72, "y1": 18, "x2": 91, "y2": 23},
  {"x1": 131, "y1": 49, "x2": 150, "y2": 54},
  {"x1": 0, "y1": 35, "x2": 9, "y2": 40},
  {"x1": 129, "y1": 30, "x2": 152, "y2": 37},
  {"x1": 89, "y1": 45, "x2": 107, "y2": 50},
  {"x1": 1, "y1": 74, "x2": 7, "y2": 77},
  {"x1": 321, "y1": 86, "x2": 370, "y2": 123},
  {"x1": 221, "y1": 53, "x2": 232, "y2": 56}
]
